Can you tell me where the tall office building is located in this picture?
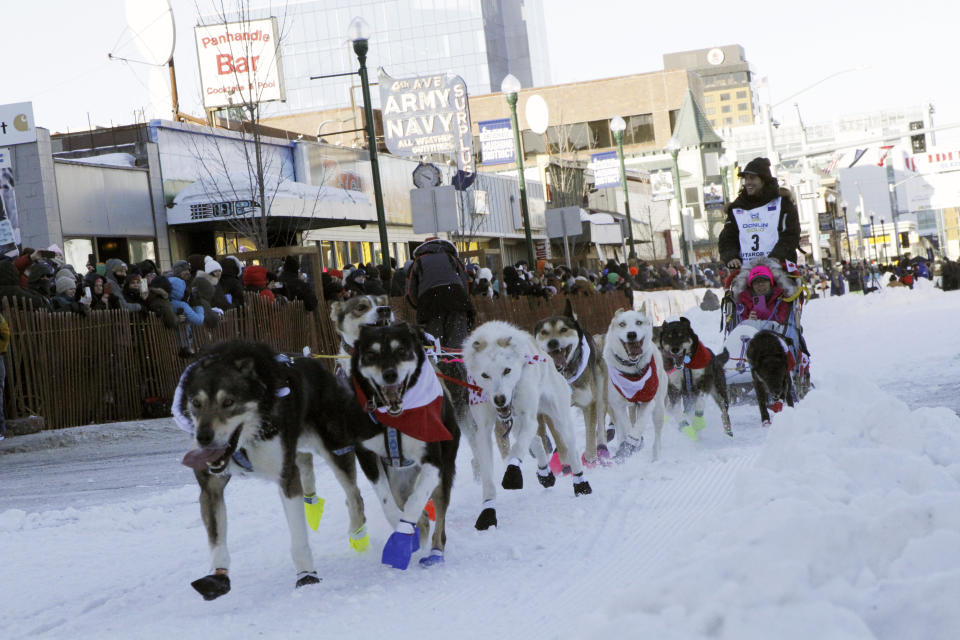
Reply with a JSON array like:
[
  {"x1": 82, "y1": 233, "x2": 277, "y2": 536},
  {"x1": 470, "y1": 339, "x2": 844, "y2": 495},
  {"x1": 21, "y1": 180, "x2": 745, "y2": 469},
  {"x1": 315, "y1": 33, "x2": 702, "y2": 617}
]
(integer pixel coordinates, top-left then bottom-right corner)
[
  {"x1": 663, "y1": 45, "x2": 756, "y2": 129},
  {"x1": 211, "y1": 0, "x2": 551, "y2": 116}
]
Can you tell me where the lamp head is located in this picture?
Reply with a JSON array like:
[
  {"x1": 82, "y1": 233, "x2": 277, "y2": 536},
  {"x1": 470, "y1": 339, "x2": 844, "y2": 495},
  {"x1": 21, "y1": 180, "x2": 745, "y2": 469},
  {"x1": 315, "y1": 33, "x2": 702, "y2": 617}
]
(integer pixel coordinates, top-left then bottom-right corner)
[
  {"x1": 665, "y1": 137, "x2": 681, "y2": 153},
  {"x1": 609, "y1": 116, "x2": 626, "y2": 133},
  {"x1": 500, "y1": 73, "x2": 521, "y2": 96},
  {"x1": 719, "y1": 150, "x2": 736, "y2": 167},
  {"x1": 348, "y1": 16, "x2": 370, "y2": 42}
]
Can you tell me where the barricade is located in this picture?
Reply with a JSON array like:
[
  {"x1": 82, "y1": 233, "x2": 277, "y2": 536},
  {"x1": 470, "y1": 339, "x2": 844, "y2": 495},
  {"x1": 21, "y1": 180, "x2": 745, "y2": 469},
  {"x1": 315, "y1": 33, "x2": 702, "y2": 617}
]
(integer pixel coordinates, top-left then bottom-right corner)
[{"x1": 2, "y1": 290, "x2": 630, "y2": 431}]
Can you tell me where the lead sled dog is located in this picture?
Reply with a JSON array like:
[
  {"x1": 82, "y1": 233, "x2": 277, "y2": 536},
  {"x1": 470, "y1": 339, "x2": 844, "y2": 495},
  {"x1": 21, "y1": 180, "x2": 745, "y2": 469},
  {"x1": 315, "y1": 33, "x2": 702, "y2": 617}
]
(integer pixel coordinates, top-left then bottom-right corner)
[{"x1": 175, "y1": 340, "x2": 372, "y2": 600}]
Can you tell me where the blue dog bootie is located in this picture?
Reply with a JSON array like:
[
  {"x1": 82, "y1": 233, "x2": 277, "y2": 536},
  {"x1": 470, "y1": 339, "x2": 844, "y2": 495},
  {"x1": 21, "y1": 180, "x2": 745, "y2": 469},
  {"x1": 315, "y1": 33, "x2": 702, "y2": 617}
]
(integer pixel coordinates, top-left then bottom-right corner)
[{"x1": 381, "y1": 520, "x2": 420, "y2": 570}]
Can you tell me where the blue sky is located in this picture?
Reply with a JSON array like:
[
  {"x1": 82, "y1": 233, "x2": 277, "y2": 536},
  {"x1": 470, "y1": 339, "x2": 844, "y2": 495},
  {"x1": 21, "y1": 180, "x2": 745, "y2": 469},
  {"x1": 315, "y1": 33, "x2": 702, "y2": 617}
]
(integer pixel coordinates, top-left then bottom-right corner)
[{"x1": 6, "y1": 0, "x2": 956, "y2": 142}]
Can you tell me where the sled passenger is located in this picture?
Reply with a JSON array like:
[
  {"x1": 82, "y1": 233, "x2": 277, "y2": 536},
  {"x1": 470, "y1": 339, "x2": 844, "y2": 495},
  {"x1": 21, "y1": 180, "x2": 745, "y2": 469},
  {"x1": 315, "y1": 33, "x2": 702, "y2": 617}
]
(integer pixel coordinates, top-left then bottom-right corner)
[{"x1": 738, "y1": 264, "x2": 791, "y2": 324}]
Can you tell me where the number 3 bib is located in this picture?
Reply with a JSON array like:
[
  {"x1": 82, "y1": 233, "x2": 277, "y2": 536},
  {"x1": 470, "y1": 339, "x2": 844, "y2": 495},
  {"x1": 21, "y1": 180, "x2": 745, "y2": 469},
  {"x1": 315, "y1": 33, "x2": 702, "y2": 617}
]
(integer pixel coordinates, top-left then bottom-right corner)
[{"x1": 732, "y1": 197, "x2": 781, "y2": 262}]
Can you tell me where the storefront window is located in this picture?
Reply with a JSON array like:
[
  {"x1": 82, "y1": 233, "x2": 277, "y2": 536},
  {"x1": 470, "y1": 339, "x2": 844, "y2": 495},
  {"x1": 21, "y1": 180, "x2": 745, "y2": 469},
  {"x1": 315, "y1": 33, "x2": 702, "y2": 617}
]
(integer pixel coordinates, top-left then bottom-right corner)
[
  {"x1": 64, "y1": 238, "x2": 94, "y2": 272},
  {"x1": 130, "y1": 238, "x2": 156, "y2": 264}
]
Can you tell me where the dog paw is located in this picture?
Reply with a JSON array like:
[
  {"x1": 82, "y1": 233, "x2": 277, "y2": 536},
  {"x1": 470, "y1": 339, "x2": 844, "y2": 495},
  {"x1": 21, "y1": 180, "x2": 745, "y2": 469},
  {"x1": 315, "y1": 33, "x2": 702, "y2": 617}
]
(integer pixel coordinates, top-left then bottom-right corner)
[
  {"x1": 692, "y1": 415, "x2": 707, "y2": 432},
  {"x1": 596, "y1": 444, "x2": 613, "y2": 466},
  {"x1": 191, "y1": 573, "x2": 231, "y2": 601},
  {"x1": 761, "y1": 419, "x2": 772, "y2": 428},
  {"x1": 680, "y1": 424, "x2": 699, "y2": 441},
  {"x1": 418, "y1": 549, "x2": 445, "y2": 567},
  {"x1": 537, "y1": 467, "x2": 556, "y2": 488},
  {"x1": 581, "y1": 453, "x2": 598, "y2": 469},
  {"x1": 613, "y1": 438, "x2": 642, "y2": 462},
  {"x1": 295, "y1": 571, "x2": 321, "y2": 588},
  {"x1": 606, "y1": 426, "x2": 616, "y2": 443},
  {"x1": 501, "y1": 464, "x2": 523, "y2": 490},
  {"x1": 475, "y1": 507, "x2": 498, "y2": 530},
  {"x1": 381, "y1": 525, "x2": 419, "y2": 570}
]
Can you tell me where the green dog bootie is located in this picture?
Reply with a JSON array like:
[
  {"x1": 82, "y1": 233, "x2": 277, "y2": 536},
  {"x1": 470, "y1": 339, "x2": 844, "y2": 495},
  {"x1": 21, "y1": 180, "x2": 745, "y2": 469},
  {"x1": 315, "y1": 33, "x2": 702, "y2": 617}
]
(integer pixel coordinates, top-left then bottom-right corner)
[
  {"x1": 679, "y1": 418, "x2": 698, "y2": 441},
  {"x1": 303, "y1": 493, "x2": 325, "y2": 531},
  {"x1": 692, "y1": 414, "x2": 707, "y2": 432}
]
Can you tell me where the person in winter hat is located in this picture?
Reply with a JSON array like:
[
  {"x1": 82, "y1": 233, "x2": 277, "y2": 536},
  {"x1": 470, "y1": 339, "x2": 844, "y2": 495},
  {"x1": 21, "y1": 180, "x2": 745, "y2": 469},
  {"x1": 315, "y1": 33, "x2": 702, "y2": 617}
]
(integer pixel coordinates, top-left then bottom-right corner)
[
  {"x1": 51, "y1": 273, "x2": 90, "y2": 315},
  {"x1": 718, "y1": 157, "x2": 801, "y2": 269},
  {"x1": 277, "y1": 255, "x2": 318, "y2": 311},
  {"x1": 241, "y1": 265, "x2": 275, "y2": 303},
  {"x1": 406, "y1": 237, "x2": 474, "y2": 348},
  {"x1": 103, "y1": 258, "x2": 142, "y2": 312},
  {"x1": 217, "y1": 256, "x2": 245, "y2": 307},
  {"x1": 735, "y1": 263, "x2": 791, "y2": 324}
]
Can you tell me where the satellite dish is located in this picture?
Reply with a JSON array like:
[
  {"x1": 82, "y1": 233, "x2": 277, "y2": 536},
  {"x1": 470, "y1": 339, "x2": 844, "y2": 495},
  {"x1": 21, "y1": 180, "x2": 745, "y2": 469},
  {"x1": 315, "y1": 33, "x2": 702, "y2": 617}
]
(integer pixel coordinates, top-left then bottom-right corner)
[
  {"x1": 525, "y1": 94, "x2": 549, "y2": 135},
  {"x1": 119, "y1": 0, "x2": 175, "y2": 65}
]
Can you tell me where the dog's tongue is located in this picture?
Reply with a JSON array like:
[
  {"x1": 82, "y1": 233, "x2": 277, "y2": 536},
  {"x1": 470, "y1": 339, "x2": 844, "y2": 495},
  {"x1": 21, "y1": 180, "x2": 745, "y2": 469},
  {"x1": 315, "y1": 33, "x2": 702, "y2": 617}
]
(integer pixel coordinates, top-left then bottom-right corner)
[
  {"x1": 182, "y1": 447, "x2": 228, "y2": 471},
  {"x1": 626, "y1": 339, "x2": 644, "y2": 358},
  {"x1": 548, "y1": 348, "x2": 567, "y2": 370},
  {"x1": 382, "y1": 384, "x2": 403, "y2": 414}
]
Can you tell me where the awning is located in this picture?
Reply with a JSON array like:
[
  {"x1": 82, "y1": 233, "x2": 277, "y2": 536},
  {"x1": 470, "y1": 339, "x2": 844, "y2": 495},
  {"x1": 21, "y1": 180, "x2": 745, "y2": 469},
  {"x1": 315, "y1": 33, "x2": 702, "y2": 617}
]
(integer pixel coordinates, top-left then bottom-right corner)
[{"x1": 167, "y1": 174, "x2": 374, "y2": 226}]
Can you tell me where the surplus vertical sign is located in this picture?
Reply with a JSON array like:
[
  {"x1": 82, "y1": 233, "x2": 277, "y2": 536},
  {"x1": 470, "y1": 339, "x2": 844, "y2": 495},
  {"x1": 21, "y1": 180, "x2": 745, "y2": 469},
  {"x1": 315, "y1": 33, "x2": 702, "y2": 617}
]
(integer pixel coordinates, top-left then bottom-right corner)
[{"x1": 378, "y1": 70, "x2": 474, "y2": 178}]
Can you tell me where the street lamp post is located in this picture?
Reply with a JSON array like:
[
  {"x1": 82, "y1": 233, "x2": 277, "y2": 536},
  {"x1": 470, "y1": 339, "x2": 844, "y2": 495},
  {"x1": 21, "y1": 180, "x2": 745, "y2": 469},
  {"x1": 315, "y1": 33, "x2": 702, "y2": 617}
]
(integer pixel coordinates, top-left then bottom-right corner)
[
  {"x1": 501, "y1": 74, "x2": 535, "y2": 269},
  {"x1": 665, "y1": 136, "x2": 690, "y2": 267},
  {"x1": 348, "y1": 17, "x2": 390, "y2": 277},
  {"x1": 610, "y1": 116, "x2": 636, "y2": 259}
]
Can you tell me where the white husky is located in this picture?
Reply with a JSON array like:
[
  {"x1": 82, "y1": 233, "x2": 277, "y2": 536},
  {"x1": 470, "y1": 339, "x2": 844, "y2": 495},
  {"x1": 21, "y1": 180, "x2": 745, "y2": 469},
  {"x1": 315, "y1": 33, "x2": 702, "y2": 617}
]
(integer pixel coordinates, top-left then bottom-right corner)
[
  {"x1": 602, "y1": 308, "x2": 667, "y2": 462},
  {"x1": 462, "y1": 321, "x2": 592, "y2": 531}
]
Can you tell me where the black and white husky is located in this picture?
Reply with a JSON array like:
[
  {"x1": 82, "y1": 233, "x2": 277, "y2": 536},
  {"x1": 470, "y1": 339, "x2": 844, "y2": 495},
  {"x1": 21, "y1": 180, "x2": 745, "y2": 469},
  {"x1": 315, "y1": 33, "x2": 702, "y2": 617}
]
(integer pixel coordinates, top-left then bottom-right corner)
[
  {"x1": 350, "y1": 323, "x2": 460, "y2": 569},
  {"x1": 534, "y1": 298, "x2": 609, "y2": 465},
  {"x1": 656, "y1": 317, "x2": 733, "y2": 438},
  {"x1": 329, "y1": 294, "x2": 395, "y2": 376},
  {"x1": 174, "y1": 340, "x2": 372, "y2": 600}
]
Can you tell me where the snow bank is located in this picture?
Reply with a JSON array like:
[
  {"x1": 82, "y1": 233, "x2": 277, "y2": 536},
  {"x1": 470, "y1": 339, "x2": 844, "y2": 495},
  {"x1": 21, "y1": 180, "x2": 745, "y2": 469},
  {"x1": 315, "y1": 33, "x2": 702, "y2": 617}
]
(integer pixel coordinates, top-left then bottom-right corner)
[{"x1": 593, "y1": 308, "x2": 960, "y2": 640}]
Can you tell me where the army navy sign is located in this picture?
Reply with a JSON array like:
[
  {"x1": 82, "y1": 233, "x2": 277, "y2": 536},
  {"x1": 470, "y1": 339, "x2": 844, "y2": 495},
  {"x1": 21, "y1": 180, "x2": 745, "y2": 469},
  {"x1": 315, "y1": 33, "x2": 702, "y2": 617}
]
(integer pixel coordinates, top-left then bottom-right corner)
[{"x1": 379, "y1": 69, "x2": 474, "y2": 177}]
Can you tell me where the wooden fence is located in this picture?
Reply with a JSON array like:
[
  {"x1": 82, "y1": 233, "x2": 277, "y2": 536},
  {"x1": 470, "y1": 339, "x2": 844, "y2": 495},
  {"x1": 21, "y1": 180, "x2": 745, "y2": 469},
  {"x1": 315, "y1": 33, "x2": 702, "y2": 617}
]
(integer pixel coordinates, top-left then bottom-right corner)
[{"x1": 3, "y1": 290, "x2": 629, "y2": 431}]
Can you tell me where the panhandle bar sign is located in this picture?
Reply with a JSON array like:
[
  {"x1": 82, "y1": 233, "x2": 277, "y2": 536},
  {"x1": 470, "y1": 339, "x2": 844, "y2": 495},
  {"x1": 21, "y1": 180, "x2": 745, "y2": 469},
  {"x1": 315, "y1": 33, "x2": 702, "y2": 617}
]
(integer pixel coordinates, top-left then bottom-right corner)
[
  {"x1": 379, "y1": 70, "x2": 474, "y2": 177},
  {"x1": 590, "y1": 151, "x2": 620, "y2": 189},
  {"x1": 194, "y1": 17, "x2": 285, "y2": 110}
]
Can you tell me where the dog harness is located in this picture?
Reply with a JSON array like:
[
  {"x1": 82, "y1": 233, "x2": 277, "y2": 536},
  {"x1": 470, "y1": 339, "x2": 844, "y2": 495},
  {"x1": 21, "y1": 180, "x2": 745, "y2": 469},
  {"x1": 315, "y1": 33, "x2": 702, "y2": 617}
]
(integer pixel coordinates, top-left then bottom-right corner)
[
  {"x1": 354, "y1": 367, "x2": 452, "y2": 442},
  {"x1": 677, "y1": 342, "x2": 713, "y2": 394},
  {"x1": 608, "y1": 357, "x2": 659, "y2": 403},
  {"x1": 563, "y1": 334, "x2": 591, "y2": 385}
]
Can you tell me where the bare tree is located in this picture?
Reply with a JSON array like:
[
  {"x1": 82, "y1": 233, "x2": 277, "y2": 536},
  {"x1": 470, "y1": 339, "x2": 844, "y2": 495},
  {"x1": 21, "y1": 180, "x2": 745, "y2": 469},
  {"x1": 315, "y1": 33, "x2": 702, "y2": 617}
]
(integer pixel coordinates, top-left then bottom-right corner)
[{"x1": 190, "y1": 0, "x2": 302, "y2": 250}]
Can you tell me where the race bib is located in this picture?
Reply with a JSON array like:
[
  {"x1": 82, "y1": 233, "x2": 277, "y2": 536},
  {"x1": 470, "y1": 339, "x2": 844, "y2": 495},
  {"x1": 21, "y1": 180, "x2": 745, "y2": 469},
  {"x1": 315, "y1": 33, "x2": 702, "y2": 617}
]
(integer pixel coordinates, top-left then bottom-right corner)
[{"x1": 733, "y1": 197, "x2": 781, "y2": 262}]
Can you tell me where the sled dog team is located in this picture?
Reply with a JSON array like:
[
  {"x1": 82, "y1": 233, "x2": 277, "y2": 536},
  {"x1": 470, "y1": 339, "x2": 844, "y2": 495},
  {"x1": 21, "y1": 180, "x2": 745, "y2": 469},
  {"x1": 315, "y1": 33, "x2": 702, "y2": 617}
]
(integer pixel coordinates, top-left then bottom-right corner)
[{"x1": 174, "y1": 296, "x2": 744, "y2": 600}]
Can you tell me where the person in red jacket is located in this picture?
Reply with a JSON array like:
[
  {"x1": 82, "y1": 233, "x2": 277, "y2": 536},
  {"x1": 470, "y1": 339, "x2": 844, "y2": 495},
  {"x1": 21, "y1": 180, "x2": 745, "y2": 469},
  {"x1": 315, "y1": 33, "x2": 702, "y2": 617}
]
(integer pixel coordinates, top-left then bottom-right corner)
[
  {"x1": 738, "y1": 264, "x2": 791, "y2": 324},
  {"x1": 241, "y1": 265, "x2": 276, "y2": 303}
]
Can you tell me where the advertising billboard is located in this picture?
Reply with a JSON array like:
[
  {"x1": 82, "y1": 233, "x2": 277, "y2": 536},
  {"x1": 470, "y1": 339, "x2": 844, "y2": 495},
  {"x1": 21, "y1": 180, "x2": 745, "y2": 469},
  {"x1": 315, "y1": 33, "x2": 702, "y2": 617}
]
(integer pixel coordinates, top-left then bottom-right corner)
[
  {"x1": 590, "y1": 151, "x2": 620, "y2": 189},
  {"x1": 478, "y1": 118, "x2": 514, "y2": 166},
  {"x1": 194, "y1": 18, "x2": 285, "y2": 109},
  {"x1": 378, "y1": 70, "x2": 474, "y2": 178},
  {"x1": 0, "y1": 102, "x2": 36, "y2": 146}
]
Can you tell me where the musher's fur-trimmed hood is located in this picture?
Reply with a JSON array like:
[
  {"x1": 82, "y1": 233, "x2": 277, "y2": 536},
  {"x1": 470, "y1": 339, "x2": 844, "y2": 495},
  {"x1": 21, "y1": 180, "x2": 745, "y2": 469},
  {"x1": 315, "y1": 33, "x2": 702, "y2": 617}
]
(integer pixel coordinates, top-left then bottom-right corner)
[{"x1": 730, "y1": 256, "x2": 797, "y2": 299}]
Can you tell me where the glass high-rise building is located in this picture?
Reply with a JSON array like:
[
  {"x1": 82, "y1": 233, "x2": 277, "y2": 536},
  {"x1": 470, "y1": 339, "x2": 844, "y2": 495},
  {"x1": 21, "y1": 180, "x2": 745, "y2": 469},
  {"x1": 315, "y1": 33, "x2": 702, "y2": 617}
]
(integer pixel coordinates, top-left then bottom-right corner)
[{"x1": 210, "y1": 0, "x2": 551, "y2": 116}]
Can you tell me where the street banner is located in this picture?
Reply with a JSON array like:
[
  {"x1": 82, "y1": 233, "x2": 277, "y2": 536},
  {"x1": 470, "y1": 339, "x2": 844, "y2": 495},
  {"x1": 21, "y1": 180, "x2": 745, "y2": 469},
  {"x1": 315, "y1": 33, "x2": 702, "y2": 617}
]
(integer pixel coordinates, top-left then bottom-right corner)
[
  {"x1": 379, "y1": 69, "x2": 474, "y2": 180},
  {"x1": 478, "y1": 118, "x2": 514, "y2": 165},
  {"x1": 818, "y1": 212, "x2": 834, "y2": 231},
  {"x1": 194, "y1": 18, "x2": 285, "y2": 109},
  {"x1": 703, "y1": 182, "x2": 723, "y2": 210},
  {"x1": 590, "y1": 150, "x2": 620, "y2": 189},
  {"x1": 0, "y1": 167, "x2": 22, "y2": 257},
  {"x1": 651, "y1": 170, "x2": 674, "y2": 201}
]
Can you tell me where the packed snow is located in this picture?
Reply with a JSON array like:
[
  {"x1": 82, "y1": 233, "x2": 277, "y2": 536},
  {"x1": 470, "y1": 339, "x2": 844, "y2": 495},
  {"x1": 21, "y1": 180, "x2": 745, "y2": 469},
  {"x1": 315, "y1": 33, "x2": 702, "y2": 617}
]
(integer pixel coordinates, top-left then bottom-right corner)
[{"x1": 2, "y1": 282, "x2": 959, "y2": 640}]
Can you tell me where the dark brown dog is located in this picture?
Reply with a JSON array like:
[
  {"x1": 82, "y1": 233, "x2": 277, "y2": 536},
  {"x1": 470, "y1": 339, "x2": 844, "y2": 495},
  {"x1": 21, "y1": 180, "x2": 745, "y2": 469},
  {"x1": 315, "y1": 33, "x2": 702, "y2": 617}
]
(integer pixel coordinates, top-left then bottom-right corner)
[{"x1": 746, "y1": 330, "x2": 796, "y2": 426}]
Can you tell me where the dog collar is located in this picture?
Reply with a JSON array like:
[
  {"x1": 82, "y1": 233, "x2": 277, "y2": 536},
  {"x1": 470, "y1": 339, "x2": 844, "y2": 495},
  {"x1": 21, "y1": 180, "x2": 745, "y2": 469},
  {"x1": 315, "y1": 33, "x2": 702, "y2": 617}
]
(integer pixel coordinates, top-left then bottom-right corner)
[{"x1": 564, "y1": 334, "x2": 591, "y2": 384}]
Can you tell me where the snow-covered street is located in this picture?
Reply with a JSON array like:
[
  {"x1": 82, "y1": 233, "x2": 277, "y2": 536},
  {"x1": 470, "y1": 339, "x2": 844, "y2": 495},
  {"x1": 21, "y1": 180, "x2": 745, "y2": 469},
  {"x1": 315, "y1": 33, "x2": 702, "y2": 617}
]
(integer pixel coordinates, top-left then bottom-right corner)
[{"x1": 2, "y1": 283, "x2": 959, "y2": 640}]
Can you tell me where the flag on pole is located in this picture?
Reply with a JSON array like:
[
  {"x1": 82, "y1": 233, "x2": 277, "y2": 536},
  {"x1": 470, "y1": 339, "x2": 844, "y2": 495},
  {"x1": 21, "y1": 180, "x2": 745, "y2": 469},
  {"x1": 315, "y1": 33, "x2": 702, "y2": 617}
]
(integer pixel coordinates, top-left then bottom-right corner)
[
  {"x1": 848, "y1": 149, "x2": 867, "y2": 168},
  {"x1": 877, "y1": 145, "x2": 894, "y2": 167}
]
